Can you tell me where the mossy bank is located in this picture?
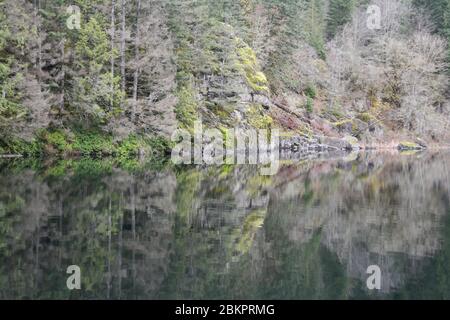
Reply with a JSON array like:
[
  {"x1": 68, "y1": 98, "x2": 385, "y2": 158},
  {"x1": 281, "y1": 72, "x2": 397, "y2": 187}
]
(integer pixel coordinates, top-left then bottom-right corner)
[{"x1": 0, "y1": 129, "x2": 172, "y2": 159}]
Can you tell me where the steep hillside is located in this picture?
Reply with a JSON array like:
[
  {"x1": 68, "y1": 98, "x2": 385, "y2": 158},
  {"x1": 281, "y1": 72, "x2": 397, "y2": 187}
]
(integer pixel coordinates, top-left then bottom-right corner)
[{"x1": 1, "y1": 0, "x2": 449, "y2": 156}]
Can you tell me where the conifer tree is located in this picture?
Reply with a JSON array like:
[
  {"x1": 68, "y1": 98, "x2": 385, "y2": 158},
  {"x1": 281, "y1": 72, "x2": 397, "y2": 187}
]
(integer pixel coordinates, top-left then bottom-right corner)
[{"x1": 326, "y1": 0, "x2": 356, "y2": 39}]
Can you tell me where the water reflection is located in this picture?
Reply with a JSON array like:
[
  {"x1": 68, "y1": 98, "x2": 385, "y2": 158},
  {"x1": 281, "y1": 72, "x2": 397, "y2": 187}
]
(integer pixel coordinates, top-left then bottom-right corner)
[{"x1": 0, "y1": 151, "x2": 449, "y2": 299}]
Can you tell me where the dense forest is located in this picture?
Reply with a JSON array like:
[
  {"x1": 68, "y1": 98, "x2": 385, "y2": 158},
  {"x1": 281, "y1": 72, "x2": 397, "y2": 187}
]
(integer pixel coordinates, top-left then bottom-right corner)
[
  {"x1": 1, "y1": 0, "x2": 450, "y2": 157},
  {"x1": 3, "y1": 0, "x2": 450, "y2": 301}
]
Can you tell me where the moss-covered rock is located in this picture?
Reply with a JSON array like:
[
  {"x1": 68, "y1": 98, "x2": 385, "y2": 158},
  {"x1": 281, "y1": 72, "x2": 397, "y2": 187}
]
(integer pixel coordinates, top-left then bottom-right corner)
[
  {"x1": 398, "y1": 141, "x2": 424, "y2": 151},
  {"x1": 246, "y1": 104, "x2": 273, "y2": 130},
  {"x1": 235, "y1": 38, "x2": 269, "y2": 93},
  {"x1": 175, "y1": 81, "x2": 198, "y2": 131},
  {"x1": 357, "y1": 112, "x2": 375, "y2": 123},
  {"x1": 333, "y1": 118, "x2": 368, "y2": 136}
]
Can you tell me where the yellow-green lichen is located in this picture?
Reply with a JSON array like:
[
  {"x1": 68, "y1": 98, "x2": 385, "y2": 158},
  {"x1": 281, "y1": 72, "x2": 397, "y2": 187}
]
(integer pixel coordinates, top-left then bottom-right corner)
[
  {"x1": 398, "y1": 141, "x2": 423, "y2": 150},
  {"x1": 246, "y1": 104, "x2": 273, "y2": 130},
  {"x1": 234, "y1": 209, "x2": 266, "y2": 254},
  {"x1": 357, "y1": 112, "x2": 375, "y2": 123},
  {"x1": 175, "y1": 82, "x2": 198, "y2": 130},
  {"x1": 235, "y1": 38, "x2": 269, "y2": 93}
]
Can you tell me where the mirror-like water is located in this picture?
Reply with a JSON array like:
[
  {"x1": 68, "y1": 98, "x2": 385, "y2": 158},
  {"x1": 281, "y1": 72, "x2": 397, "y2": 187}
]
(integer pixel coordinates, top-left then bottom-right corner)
[{"x1": 1, "y1": 151, "x2": 450, "y2": 299}]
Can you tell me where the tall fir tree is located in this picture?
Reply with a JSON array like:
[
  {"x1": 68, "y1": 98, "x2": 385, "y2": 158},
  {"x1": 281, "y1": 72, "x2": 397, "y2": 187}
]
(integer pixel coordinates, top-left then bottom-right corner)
[{"x1": 326, "y1": 0, "x2": 356, "y2": 39}]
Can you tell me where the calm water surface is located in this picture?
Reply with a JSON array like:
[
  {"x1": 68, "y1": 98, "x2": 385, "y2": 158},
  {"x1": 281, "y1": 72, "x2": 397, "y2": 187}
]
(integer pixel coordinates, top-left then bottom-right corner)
[{"x1": 1, "y1": 151, "x2": 450, "y2": 299}]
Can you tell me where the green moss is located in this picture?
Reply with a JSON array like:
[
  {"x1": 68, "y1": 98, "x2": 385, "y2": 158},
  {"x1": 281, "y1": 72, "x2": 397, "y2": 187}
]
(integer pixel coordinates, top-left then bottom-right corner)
[
  {"x1": 246, "y1": 175, "x2": 273, "y2": 197},
  {"x1": 235, "y1": 38, "x2": 269, "y2": 93},
  {"x1": 234, "y1": 209, "x2": 266, "y2": 254},
  {"x1": 334, "y1": 119, "x2": 353, "y2": 128},
  {"x1": 305, "y1": 97, "x2": 314, "y2": 113},
  {"x1": 357, "y1": 112, "x2": 375, "y2": 123},
  {"x1": 334, "y1": 119, "x2": 351, "y2": 126},
  {"x1": 247, "y1": 104, "x2": 273, "y2": 130},
  {"x1": 176, "y1": 169, "x2": 201, "y2": 220},
  {"x1": 175, "y1": 82, "x2": 198, "y2": 130},
  {"x1": 218, "y1": 164, "x2": 234, "y2": 179},
  {"x1": 398, "y1": 141, "x2": 423, "y2": 150},
  {"x1": 330, "y1": 108, "x2": 345, "y2": 120},
  {"x1": 207, "y1": 102, "x2": 232, "y2": 121}
]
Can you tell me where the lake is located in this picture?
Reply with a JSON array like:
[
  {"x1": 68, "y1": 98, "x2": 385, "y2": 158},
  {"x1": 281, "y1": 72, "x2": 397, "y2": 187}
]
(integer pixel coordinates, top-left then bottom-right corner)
[{"x1": 1, "y1": 151, "x2": 450, "y2": 299}]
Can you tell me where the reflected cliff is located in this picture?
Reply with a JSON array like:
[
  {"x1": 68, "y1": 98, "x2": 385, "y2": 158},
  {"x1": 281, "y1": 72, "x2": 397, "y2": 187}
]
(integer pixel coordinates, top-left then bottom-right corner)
[{"x1": 1, "y1": 151, "x2": 450, "y2": 299}]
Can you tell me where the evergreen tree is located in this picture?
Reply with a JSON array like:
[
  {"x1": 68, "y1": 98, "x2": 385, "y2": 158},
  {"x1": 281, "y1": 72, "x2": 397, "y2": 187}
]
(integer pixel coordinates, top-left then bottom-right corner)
[
  {"x1": 305, "y1": 0, "x2": 327, "y2": 58},
  {"x1": 326, "y1": 0, "x2": 356, "y2": 39}
]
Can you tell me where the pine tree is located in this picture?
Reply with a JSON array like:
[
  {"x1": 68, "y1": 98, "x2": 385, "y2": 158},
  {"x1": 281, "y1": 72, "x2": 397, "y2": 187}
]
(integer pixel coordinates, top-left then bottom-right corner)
[
  {"x1": 305, "y1": 0, "x2": 327, "y2": 58},
  {"x1": 326, "y1": 0, "x2": 356, "y2": 39},
  {"x1": 0, "y1": 0, "x2": 50, "y2": 140}
]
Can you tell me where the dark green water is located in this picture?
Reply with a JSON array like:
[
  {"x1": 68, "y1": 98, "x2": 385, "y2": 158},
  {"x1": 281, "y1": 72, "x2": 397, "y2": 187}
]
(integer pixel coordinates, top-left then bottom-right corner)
[{"x1": 1, "y1": 151, "x2": 450, "y2": 299}]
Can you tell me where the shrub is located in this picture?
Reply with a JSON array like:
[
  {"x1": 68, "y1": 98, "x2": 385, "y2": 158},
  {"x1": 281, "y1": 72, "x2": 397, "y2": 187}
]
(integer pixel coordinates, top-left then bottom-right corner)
[
  {"x1": 71, "y1": 131, "x2": 114, "y2": 155},
  {"x1": 304, "y1": 85, "x2": 317, "y2": 99},
  {"x1": 305, "y1": 97, "x2": 314, "y2": 113}
]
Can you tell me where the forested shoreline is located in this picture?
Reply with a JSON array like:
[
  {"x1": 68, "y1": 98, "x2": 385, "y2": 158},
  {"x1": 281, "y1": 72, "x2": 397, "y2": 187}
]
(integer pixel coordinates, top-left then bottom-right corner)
[{"x1": 1, "y1": 0, "x2": 450, "y2": 157}]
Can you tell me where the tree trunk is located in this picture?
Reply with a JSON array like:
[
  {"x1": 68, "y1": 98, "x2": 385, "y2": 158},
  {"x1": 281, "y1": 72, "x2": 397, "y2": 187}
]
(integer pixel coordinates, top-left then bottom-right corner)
[
  {"x1": 132, "y1": 0, "x2": 141, "y2": 123},
  {"x1": 60, "y1": 39, "x2": 65, "y2": 113},
  {"x1": 33, "y1": 0, "x2": 42, "y2": 82},
  {"x1": 120, "y1": 0, "x2": 126, "y2": 109},
  {"x1": 110, "y1": 0, "x2": 116, "y2": 111}
]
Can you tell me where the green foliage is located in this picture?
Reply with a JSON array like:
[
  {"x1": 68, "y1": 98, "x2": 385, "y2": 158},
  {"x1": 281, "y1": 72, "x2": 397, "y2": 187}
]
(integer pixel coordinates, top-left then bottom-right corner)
[
  {"x1": 175, "y1": 169, "x2": 201, "y2": 220},
  {"x1": 398, "y1": 141, "x2": 423, "y2": 150},
  {"x1": 116, "y1": 135, "x2": 142, "y2": 157},
  {"x1": 148, "y1": 135, "x2": 172, "y2": 155},
  {"x1": 0, "y1": 8, "x2": 27, "y2": 132},
  {"x1": 357, "y1": 112, "x2": 374, "y2": 123},
  {"x1": 1, "y1": 125, "x2": 170, "y2": 161},
  {"x1": 71, "y1": 15, "x2": 122, "y2": 124},
  {"x1": 326, "y1": 0, "x2": 356, "y2": 39},
  {"x1": 71, "y1": 131, "x2": 115, "y2": 155},
  {"x1": 234, "y1": 209, "x2": 266, "y2": 254},
  {"x1": 71, "y1": 158, "x2": 114, "y2": 178},
  {"x1": 39, "y1": 129, "x2": 72, "y2": 153},
  {"x1": 76, "y1": 18, "x2": 111, "y2": 65},
  {"x1": 246, "y1": 104, "x2": 273, "y2": 129},
  {"x1": 175, "y1": 82, "x2": 198, "y2": 130},
  {"x1": 235, "y1": 38, "x2": 269, "y2": 93},
  {"x1": 0, "y1": 137, "x2": 41, "y2": 156},
  {"x1": 304, "y1": 0, "x2": 327, "y2": 58},
  {"x1": 305, "y1": 85, "x2": 317, "y2": 99},
  {"x1": 305, "y1": 97, "x2": 314, "y2": 113}
]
